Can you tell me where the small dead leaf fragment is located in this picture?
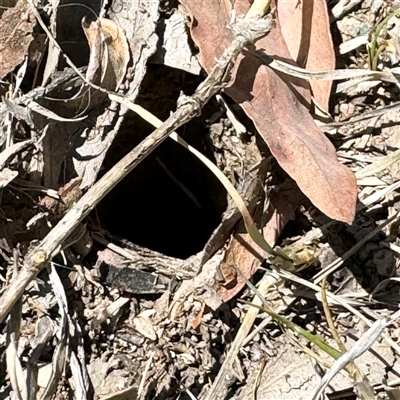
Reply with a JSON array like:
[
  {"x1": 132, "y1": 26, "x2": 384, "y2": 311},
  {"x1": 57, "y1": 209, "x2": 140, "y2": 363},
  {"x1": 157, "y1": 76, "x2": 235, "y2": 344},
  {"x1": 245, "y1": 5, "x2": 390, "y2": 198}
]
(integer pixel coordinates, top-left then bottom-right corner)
[
  {"x1": 37, "y1": 363, "x2": 52, "y2": 388},
  {"x1": 217, "y1": 230, "x2": 263, "y2": 303},
  {"x1": 82, "y1": 16, "x2": 130, "y2": 90},
  {"x1": 133, "y1": 315, "x2": 157, "y2": 341},
  {"x1": 0, "y1": 0, "x2": 35, "y2": 78},
  {"x1": 216, "y1": 182, "x2": 303, "y2": 303},
  {"x1": 40, "y1": 177, "x2": 82, "y2": 215},
  {"x1": 0, "y1": 168, "x2": 18, "y2": 188},
  {"x1": 191, "y1": 302, "x2": 206, "y2": 329}
]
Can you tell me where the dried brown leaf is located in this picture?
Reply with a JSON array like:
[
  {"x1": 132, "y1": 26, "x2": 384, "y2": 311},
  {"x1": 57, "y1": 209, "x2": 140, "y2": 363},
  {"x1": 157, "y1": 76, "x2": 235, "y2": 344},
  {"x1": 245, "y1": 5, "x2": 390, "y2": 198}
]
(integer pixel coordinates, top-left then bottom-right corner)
[
  {"x1": 82, "y1": 16, "x2": 129, "y2": 91},
  {"x1": 216, "y1": 182, "x2": 303, "y2": 303},
  {"x1": 75, "y1": 2, "x2": 158, "y2": 189},
  {"x1": 191, "y1": 302, "x2": 206, "y2": 330},
  {"x1": 278, "y1": 0, "x2": 335, "y2": 112},
  {"x1": 39, "y1": 177, "x2": 82, "y2": 215},
  {"x1": 179, "y1": 0, "x2": 357, "y2": 224},
  {"x1": 0, "y1": 0, "x2": 35, "y2": 78}
]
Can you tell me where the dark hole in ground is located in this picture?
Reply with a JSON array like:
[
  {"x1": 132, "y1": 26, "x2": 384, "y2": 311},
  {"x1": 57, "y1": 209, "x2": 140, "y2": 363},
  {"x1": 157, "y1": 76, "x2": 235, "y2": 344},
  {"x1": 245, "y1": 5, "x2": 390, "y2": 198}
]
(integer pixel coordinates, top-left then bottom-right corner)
[{"x1": 95, "y1": 65, "x2": 227, "y2": 259}]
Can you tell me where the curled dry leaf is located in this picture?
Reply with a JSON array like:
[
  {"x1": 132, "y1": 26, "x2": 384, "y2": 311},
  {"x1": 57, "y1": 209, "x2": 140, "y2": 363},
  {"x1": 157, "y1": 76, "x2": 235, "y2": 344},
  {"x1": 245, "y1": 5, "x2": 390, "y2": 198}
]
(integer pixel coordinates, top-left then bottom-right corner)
[
  {"x1": 278, "y1": 0, "x2": 335, "y2": 113},
  {"x1": 216, "y1": 181, "x2": 304, "y2": 303},
  {"x1": 0, "y1": 0, "x2": 35, "y2": 78},
  {"x1": 82, "y1": 16, "x2": 129, "y2": 91},
  {"x1": 179, "y1": 0, "x2": 357, "y2": 224}
]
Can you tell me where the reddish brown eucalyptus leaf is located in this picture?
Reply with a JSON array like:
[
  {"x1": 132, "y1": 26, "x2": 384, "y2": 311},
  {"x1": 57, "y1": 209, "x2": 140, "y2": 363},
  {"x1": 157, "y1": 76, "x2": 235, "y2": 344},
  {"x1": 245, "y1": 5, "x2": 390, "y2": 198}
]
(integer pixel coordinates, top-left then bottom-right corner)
[
  {"x1": 277, "y1": 0, "x2": 335, "y2": 112},
  {"x1": 216, "y1": 182, "x2": 303, "y2": 303},
  {"x1": 217, "y1": 227, "x2": 264, "y2": 303},
  {"x1": 179, "y1": 0, "x2": 357, "y2": 224}
]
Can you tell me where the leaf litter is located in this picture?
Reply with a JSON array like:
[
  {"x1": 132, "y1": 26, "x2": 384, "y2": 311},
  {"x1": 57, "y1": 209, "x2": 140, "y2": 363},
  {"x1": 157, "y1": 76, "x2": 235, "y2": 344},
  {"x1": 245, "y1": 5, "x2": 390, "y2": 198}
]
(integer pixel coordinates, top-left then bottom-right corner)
[{"x1": 1, "y1": 0, "x2": 400, "y2": 399}]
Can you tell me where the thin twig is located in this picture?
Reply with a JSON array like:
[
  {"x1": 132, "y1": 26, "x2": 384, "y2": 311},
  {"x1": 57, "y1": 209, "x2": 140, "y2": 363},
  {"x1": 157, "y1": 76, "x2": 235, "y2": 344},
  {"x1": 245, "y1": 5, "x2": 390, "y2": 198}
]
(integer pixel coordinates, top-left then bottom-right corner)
[
  {"x1": 138, "y1": 352, "x2": 154, "y2": 399},
  {"x1": 252, "y1": 358, "x2": 267, "y2": 400},
  {"x1": 6, "y1": 252, "x2": 25, "y2": 400},
  {"x1": 321, "y1": 100, "x2": 400, "y2": 130},
  {"x1": 321, "y1": 276, "x2": 346, "y2": 353},
  {"x1": 256, "y1": 51, "x2": 400, "y2": 83},
  {"x1": 321, "y1": 277, "x2": 375, "y2": 400}
]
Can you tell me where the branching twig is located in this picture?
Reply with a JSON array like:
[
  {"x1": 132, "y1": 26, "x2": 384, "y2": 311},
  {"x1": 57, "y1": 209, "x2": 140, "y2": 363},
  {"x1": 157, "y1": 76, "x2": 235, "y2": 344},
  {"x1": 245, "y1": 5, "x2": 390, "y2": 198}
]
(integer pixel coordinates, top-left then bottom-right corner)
[{"x1": 0, "y1": 11, "x2": 275, "y2": 323}]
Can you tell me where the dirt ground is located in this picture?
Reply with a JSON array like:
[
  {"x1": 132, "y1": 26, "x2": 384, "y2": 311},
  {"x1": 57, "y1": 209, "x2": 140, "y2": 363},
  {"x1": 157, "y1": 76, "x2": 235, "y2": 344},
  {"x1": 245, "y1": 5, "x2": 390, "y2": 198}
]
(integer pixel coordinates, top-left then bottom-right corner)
[{"x1": 1, "y1": 0, "x2": 400, "y2": 399}]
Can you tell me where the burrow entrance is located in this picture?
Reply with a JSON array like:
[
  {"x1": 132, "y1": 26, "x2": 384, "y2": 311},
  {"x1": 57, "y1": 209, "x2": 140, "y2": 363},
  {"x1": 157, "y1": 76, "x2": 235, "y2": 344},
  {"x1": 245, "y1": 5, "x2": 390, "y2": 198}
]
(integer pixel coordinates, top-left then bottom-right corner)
[{"x1": 95, "y1": 65, "x2": 227, "y2": 259}]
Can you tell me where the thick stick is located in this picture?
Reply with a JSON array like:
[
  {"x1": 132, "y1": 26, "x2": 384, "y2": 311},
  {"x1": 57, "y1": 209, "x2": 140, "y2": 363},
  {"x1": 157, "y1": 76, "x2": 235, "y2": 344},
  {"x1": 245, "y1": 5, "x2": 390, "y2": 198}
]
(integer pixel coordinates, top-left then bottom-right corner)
[{"x1": 0, "y1": 15, "x2": 275, "y2": 323}]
